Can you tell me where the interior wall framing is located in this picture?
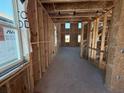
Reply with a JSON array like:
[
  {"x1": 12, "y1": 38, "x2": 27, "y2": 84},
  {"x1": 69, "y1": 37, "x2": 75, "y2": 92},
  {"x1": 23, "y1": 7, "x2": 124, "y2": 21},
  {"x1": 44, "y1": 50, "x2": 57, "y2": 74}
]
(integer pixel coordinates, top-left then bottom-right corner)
[
  {"x1": 0, "y1": 0, "x2": 58, "y2": 93},
  {"x1": 80, "y1": 10, "x2": 112, "y2": 71}
]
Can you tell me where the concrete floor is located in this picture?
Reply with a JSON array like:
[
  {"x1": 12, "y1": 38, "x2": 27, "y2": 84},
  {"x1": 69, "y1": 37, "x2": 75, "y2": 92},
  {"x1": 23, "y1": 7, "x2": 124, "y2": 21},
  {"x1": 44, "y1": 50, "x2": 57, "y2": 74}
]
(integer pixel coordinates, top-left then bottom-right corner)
[{"x1": 34, "y1": 47, "x2": 115, "y2": 93}]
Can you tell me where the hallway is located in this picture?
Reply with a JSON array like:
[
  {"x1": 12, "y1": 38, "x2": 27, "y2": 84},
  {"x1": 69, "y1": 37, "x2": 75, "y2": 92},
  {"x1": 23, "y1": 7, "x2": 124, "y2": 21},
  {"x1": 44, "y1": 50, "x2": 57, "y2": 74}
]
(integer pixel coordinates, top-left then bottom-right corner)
[
  {"x1": 1, "y1": 0, "x2": 124, "y2": 93},
  {"x1": 35, "y1": 47, "x2": 113, "y2": 93}
]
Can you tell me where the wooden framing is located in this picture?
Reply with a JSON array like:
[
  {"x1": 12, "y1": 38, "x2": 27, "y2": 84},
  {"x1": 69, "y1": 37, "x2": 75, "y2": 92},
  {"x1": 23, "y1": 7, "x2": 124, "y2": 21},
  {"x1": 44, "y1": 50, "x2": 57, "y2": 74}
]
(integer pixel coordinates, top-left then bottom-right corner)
[
  {"x1": 78, "y1": 8, "x2": 112, "y2": 71},
  {"x1": 0, "y1": 64, "x2": 29, "y2": 87},
  {"x1": 0, "y1": 63, "x2": 32, "y2": 93},
  {"x1": 99, "y1": 14, "x2": 107, "y2": 69},
  {"x1": 82, "y1": 10, "x2": 111, "y2": 70},
  {"x1": 93, "y1": 18, "x2": 99, "y2": 63},
  {"x1": 41, "y1": 0, "x2": 113, "y2": 3},
  {"x1": 43, "y1": 11, "x2": 49, "y2": 69},
  {"x1": 80, "y1": 23, "x2": 85, "y2": 58},
  {"x1": 86, "y1": 21, "x2": 91, "y2": 59},
  {"x1": 61, "y1": 22, "x2": 81, "y2": 47},
  {"x1": 0, "y1": 0, "x2": 113, "y2": 93},
  {"x1": 0, "y1": 0, "x2": 58, "y2": 93},
  {"x1": 28, "y1": 0, "x2": 41, "y2": 85},
  {"x1": 91, "y1": 20, "x2": 97, "y2": 60},
  {"x1": 36, "y1": 0, "x2": 42, "y2": 79},
  {"x1": 88, "y1": 22, "x2": 93, "y2": 60},
  {"x1": 80, "y1": 22, "x2": 92, "y2": 59},
  {"x1": 89, "y1": 17, "x2": 99, "y2": 65}
]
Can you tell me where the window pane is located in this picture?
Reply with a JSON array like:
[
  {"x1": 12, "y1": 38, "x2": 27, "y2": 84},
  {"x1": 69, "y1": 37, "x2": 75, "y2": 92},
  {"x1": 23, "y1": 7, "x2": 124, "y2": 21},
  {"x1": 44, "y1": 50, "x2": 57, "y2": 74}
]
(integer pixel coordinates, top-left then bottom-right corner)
[
  {"x1": 0, "y1": 0, "x2": 14, "y2": 23},
  {"x1": 65, "y1": 35, "x2": 70, "y2": 43},
  {"x1": 0, "y1": 0, "x2": 21, "y2": 73},
  {"x1": 78, "y1": 22, "x2": 82, "y2": 29},
  {"x1": 54, "y1": 26, "x2": 57, "y2": 46},
  {"x1": 0, "y1": 26, "x2": 21, "y2": 72},
  {"x1": 65, "y1": 22, "x2": 70, "y2": 29},
  {"x1": 0, "y1": 27, "x2": 20, "y2": 65},
  {"x1": 78, "y1": 35, "x2": 81, "y2": 43}
]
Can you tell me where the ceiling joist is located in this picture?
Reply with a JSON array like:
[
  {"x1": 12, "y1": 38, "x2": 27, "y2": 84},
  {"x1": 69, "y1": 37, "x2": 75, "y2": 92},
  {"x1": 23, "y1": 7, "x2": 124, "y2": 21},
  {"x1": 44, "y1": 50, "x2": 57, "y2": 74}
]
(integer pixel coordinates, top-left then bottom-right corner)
[
  {"x1": 41, "y1": 0, "x2": 113, "y2": 3},
  {"x1": 52, "y1": 17, "x2": 93, "y2": 23},
  {"x1": 40, "y1": 0, "x2": 113, "y2": 22},
  {"x1": 50, "y1": 12, "x2": 97, "y2": 18},
  {"x1": 43, "y1": 2, "x2": 113, "y2": 12}
]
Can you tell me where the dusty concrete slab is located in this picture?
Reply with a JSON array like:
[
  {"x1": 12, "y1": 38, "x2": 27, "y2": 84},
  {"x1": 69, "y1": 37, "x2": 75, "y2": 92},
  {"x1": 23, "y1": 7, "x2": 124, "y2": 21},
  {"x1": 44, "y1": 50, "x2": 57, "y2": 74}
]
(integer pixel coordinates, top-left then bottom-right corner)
[{"x1": 34, "y1": 47, "x2": 117, "y2": 93}]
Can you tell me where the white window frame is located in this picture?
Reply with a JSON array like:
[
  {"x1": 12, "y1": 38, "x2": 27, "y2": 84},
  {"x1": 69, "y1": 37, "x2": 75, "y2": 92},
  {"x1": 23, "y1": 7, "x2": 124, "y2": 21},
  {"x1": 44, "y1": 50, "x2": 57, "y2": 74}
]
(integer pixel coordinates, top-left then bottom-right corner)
[
  {"x1": 78, "y1": 22, "x2": 82, "y2": 29},
  {"x1": 0, "y1": 0, "x2": 24, "y2": 75},
  {"x1": 65, "y1": 22, "x2": 71, "y2": 29},
  {"x1": 78, "y1": 35, "x2": 81, "y2": 43},
  {"x1": 65, "y1": 35, "x2": 70, "y2": 43}
]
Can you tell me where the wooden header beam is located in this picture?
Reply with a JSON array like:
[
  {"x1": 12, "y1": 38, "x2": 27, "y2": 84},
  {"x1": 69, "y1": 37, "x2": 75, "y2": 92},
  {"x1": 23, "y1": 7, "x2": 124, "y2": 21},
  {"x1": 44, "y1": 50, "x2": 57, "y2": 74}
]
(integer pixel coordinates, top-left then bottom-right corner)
[
  {"x1": 48, "y1": 9, "x2": 104, "y2": 14},
  {"x1": 50, "y1": 13, "x2": 97, "y2": 18},
  {"x1": 52, "y1": 17, "x2": 92, "y2": 23},
  {"x1": 43, "y1": 2, "x2": 113, "y2": 12},
  {"x1": 41, "y1": 0, "x2": 113, "y2": 3},
  {"x1": 50, "y1": 14, "x2": 112, "y2": 19},
  {"x1": 51, "y1": 15, "x2": 95, "y2": 18}
]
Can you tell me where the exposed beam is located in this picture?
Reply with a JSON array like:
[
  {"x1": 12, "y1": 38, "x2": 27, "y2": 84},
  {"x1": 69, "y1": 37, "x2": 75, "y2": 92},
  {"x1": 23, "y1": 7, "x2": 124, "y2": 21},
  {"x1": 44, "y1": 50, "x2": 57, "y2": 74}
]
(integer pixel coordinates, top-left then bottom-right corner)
[
  {"x1": 50, "y1": 13, "x2": 97, "y2": 18},
  {"x1": 41, "y1": 0, "x2": 113, "y2": 3},
  {"x1": 43, "y1": 2, "x2": 113, "y2": 13},
  {"x1": 49, "y1": 9, "x2": 112, "y2": 18},
  {"x1": 52, "y1": 17, "x2": 92, "y2": 23},
  {"x1": 51, "y1": 14, "x2": 112, "y2": 18},
  {"x1": 99, "y1": 14, "x2": 107, "y2": 69},
  {"x1": 42, "y1": 1, "x2": 113, "y2": 22},
  {"x1": 48, "y1": 9, "x2": 104, "y2": 14},
  {"x1": 51, "y1": 15, "x2": 95, "y2": 18}
]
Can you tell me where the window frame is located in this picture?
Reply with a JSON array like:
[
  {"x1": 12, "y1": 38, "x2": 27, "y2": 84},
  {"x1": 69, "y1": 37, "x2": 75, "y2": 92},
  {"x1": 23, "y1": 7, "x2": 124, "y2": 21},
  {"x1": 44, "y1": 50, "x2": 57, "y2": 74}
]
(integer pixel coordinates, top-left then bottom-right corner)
[
  {"x1": 65, "y1": 22, "x2": 71, "y2": 30},
  {"x1": 0, "y1": 0, "x2": 24, "y2": 75},
  {"x1": 78, "y1": 22, "x2": 82, "y2": 30},
  {"x1": 65, "y1": 34, "x2": 70, "y2": 43},
  {"x1": 78, "y1": 34, "x2": 81, "y2": 43}
]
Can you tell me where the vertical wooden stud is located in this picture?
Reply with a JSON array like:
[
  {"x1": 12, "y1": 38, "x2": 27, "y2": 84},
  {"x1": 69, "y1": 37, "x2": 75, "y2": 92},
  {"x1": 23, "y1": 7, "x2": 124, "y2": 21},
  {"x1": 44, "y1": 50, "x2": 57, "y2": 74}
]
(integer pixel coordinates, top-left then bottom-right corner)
[
  {"x1": 99, "y1": 15, "x2": 107, "y2": 69},
  {"x1": 80, "y1": 23, "x2": 85, "y2": 58}
]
